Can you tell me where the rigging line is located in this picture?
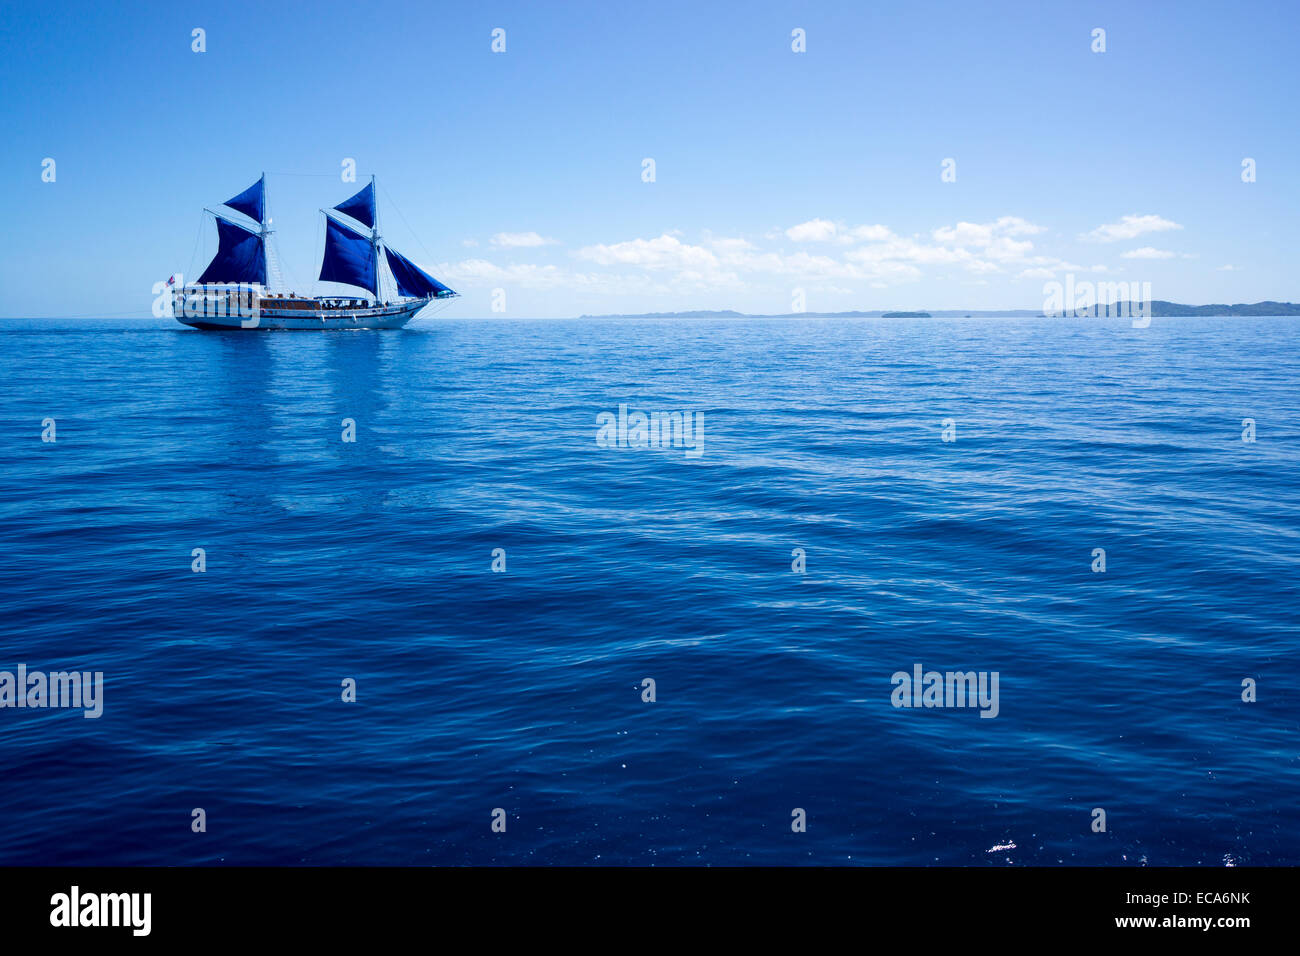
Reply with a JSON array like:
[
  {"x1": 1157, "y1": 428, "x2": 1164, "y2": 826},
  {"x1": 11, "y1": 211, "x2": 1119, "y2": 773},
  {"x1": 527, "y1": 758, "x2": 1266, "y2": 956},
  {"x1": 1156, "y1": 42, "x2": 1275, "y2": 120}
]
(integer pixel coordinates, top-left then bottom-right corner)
[
  {"x1": 311, "y1": 212, "x2": 323, "y2": 297},
  {"x1": 186, "y1": 209, "x2": 205, "y2": 282},
  {"x1": 270, "y1": 234, "x2": 300, "y2": 294},
  {"x1": 378, "y1": 181, "x2": 438, "y2": 266}
]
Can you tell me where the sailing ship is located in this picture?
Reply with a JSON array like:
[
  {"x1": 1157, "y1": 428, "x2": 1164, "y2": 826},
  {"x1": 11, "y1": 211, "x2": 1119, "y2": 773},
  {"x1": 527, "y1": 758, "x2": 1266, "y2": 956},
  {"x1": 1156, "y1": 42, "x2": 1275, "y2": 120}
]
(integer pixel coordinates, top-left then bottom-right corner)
[{"x1": 174, "y1": 174, "x2": 457, "y2": 330}]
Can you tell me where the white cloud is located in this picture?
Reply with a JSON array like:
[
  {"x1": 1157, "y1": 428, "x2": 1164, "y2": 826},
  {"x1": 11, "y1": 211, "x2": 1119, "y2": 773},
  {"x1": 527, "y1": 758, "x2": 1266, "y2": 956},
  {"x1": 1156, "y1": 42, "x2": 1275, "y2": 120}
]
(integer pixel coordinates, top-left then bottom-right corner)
[
  {"x1": 1217, "y1": 264, "x2": 1238, "y2": 271},
  {"x1": 785, "y1": 218, "x2": 838, "y2": 242},
  {"x1": 932, "y1": 216, "x2": 1044, "y2": 247},
  {"x1": 922, "y1": 217, "x2": 1050, "y2": 269},
  {"x1": 573, "y1": 235, "x2": 744, "y2": 287},
  {"x1": 1081, "y1": 214, "x2": 1182, "y2": 243},
  {"x1": 785, "y1": 219, "x2": 894, "y2": 244},
  {"x1": 1011, "y1": 256, "x2": 1087, "y2": 280},
  {"x1": 764, "y1": 249, "x2": 919, "y2": 281},
  {"x1": 844, "y1": 223, "x2": 894, "y2": 243},
  {"x1": 577, "y1": 234, "x2": 719, "y2": 271},
  {"x1": 708, "y1": 236, "x2": 757, "y2": 255},
  {"x1": 437, "y1": 258, "x2": 567, "y2": 288},
  {"x1": 437, "y1": 258, "x2": 675, "y2": 296},
  {"x1": 445, "y1": 212, "x2": 1204, "y2": 307},
  {"x1": 491, "y1": 231, "x2": 560, "y2": 248},
  {"x1": 1120, "y1": 247, "x2": 1176, "y2": 259},
  {"x1": 835, "y1": 218, "x2": 1051, "y2": 279},
  {"x1": 846, "y1": 238, "x2": 968, "y2": 267}
]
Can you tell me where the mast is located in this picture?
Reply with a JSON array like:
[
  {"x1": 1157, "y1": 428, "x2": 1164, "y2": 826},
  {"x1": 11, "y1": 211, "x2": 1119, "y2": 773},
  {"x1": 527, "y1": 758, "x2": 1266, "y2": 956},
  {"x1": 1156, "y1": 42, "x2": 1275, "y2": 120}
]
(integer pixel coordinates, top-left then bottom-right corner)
[
  {"x1": 370, "y1": 174, "x2": 380, "y2": 304},
  {"x1": 259, "y1": 172, "x2": 270, "y2": 293},
  {"x1": 261, "y1": 171, "x2": 269, "y2": 291}
]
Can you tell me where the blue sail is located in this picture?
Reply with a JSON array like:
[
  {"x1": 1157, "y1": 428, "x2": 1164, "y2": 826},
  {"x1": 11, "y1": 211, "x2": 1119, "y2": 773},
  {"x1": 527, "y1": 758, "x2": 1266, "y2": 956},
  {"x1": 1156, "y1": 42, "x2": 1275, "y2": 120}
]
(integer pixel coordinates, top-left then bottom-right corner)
[
  {"x1": 198, "y1": 216, "x2": 266, "y2": 286},
  {"x1": 223, "y1": 176, "x2": 265, "y2": 224},
  {"x1": 319, "y1": 215, "x2": 376, "y2": 294},
  {"x1": 384, "y1": 246, "x2": 454, "y2": 299},
  {"x1": 333, "y1": 182, "x2": 375, "y2": 229}
]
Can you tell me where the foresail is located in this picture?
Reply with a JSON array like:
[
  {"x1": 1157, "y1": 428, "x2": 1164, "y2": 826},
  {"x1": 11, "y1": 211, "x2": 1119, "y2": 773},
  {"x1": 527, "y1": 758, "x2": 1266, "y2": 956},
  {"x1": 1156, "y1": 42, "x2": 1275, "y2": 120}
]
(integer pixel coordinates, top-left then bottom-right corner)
[
  {"x1": 198, "y1": 216, "x2": 266, "y2": 286},
  {"x1": 384, "y1": 246, "x2": 454, "y2": 299}
]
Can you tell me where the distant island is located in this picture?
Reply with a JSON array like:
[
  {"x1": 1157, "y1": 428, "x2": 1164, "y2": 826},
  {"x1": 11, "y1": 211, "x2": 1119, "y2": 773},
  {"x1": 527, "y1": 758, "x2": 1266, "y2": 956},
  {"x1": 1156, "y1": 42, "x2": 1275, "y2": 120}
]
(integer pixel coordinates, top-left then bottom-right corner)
[{"x1": 579, "y1": 301, "x2": 1300, "y2": 319}]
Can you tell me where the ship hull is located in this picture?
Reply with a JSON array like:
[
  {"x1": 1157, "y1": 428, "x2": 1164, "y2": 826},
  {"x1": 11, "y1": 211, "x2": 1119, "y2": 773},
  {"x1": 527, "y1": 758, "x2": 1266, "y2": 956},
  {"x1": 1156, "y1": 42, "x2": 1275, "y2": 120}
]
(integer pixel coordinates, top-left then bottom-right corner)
[{"x1": 176, "y1": 297, "x2": 431, "y2": 331}]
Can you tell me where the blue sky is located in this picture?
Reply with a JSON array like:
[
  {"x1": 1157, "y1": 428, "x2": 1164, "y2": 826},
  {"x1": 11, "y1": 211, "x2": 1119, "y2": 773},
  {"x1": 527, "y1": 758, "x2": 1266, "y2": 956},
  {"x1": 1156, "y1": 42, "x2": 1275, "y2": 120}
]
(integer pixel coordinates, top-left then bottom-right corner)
[{"x1": 1, "y1": 0, "x2": 1296, "y2": 317}]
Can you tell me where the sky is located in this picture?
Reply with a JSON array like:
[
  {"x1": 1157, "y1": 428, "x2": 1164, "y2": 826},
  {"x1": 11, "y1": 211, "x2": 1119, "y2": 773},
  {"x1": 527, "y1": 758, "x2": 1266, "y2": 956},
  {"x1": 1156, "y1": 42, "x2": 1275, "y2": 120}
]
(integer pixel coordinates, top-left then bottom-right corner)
[{"x1": 1, "y1": 0, "x2": 1297, "y2": 318}]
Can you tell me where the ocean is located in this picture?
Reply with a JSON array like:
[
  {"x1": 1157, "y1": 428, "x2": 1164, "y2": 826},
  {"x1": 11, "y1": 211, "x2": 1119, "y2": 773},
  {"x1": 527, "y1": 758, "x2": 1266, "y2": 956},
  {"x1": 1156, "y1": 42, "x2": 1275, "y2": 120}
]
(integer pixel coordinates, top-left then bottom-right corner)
[{"x1": 0, "y1": 315, "x2": 1296, "y2": 865}]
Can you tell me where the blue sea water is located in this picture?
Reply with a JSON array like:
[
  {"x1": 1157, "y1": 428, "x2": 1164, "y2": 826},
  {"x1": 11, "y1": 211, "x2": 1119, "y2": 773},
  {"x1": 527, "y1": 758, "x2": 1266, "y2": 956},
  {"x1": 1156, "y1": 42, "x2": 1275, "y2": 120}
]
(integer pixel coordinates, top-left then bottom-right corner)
[{"x1": 0, "y1": 314, "x2": 1296, "y2": 866}]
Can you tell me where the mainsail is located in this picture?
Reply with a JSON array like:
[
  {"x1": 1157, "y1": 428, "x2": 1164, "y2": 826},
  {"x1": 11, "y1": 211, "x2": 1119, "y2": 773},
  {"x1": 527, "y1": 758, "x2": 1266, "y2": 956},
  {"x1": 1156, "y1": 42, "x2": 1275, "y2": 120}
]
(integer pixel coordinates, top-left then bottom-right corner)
[
  {"x1": 197, "y1": 216, "x2": 267, "y2": 286},
  {"x1": 319, "y1": 215, "x2": 378, "y2": 295}
]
